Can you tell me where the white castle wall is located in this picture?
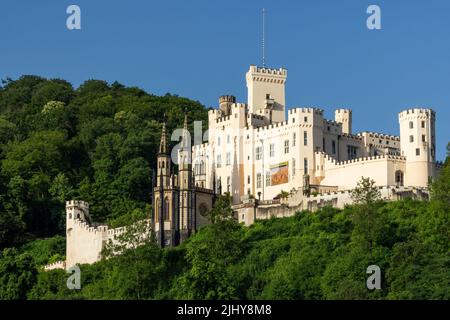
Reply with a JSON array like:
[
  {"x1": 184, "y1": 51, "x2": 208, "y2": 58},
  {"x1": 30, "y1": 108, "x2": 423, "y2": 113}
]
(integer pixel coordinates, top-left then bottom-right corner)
[{"x1": 317, "y1": 153, "x2": 406, "y2": 190}]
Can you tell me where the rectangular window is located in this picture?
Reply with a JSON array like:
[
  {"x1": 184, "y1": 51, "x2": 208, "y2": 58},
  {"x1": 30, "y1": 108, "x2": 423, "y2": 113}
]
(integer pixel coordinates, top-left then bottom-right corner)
[
  {"x1": 304, "y1": 158, "x2": 308, "y2": 174},
  {"x1": 217, "y1": 154, "x2": 222, "y2": 168},
  {"x1": 269, "y1": 143, "x2": 275, "y2": 157},
  {"x1": 226, "y1": 152, "x2": 231, "y2": 166},
  {"x1": 409, "y1": 121, "x2": 414, "y2": 129},
  {"x1": 284, "y1": 140, "x2": 289, "y2": 154},
  {"x1": 266, "y1": 172, "x2": 271, "y2": 186},
  {"x1": 409, "y1": 135, "x2": 414, "y2": 143},
  {"x1": 292, "y1": 158, "x2": 296, "y2": 178},
  {"x1": 303, "y1": 131, "x2": 308, "y2": 146},
  {"x1": 256, "y1": 173, "x2": 262, "y2": 189},
  {"x1": 421, "y1": 121, "x2": 425, "y2": 128},
  {"x1": 217, "y1": 137, "x2": 221, "y2": 146},
  {"x1": 422, "y1": 135, "x2": 426, "y2": 142},
  {"x1": 332, "y1": 140, "x2": 336, "y2": 155},
  {"x1": 247, "y1": 176, "x2": 250, "y2": 184},
  {"x1": 256, "y1": 146, "x2": 262, "y2": 160},
  {"x1": 304, "y1": 116, "x2": 308, "y2": 123},
  {"x1": 227, "y1": 135, "x2": 230, "y2": 144},
  {"x1": 227, "y1": 176, "x2": 231, "y2": 193},
  {"x1": 293, "y1": 133, "x2": 296, "y2": 147},
  {"x1": 416, "y1": 148, "x2": 420, "y2": 156}
]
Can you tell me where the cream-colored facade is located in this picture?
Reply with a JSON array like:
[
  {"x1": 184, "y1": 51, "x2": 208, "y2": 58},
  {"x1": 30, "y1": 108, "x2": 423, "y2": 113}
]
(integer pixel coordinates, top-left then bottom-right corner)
[{"x1": 192, "y1": 65, "x2": 437, "y2": 207}]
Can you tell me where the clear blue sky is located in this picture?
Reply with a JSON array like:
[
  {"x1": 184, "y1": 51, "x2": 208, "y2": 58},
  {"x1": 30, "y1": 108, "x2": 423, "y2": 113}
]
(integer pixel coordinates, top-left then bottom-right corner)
[{"x1": 0, "y1": 0, "x2": 449, "y2": 160}]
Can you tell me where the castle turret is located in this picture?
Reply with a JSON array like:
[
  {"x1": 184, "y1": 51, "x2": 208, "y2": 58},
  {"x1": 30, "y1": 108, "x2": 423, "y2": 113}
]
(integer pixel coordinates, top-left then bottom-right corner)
[
  {"x1": 335, "y1": 109, "x2": 352, "y2": 134},
  {"x1": 246, "y1": 65, "x2": 287, "y2": 123},
  {"x1": 399, "y1": 108, "x2": 436, "y2": 187},
  {"x1": 178, "y1": 113, "x2": 194, "y2": 240},
  {"x1": 219, "y1": 95, "x2": 236, "y2": 116}
]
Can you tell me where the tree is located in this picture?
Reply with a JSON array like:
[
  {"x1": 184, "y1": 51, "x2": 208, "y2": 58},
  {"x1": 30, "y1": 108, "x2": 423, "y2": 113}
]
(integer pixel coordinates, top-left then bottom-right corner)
[
  {"x1": 0, "y1": 248, "x2": 37, "y2": 299},
  {"x1": 350, "y1": 177, "x2": 382, "y2": 252}
]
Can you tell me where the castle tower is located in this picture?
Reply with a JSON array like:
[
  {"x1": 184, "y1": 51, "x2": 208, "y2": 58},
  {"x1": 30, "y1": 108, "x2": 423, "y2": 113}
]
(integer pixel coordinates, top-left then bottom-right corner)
[
  {"x1": 178, "y1": 113, "x2": 194, "y2": 241},
  {"x1": 246, "y1": 65, "x2": 287, "y2": 123},
  {"x1": 399, "y1": 108, "x2": 436, "y2": 187},
  {"x1": 66, "y1": 200, "x2": 90, "y2": 269},
  {"x1": 219, "y1": 95, "x2": 236, "y2": 116},
  {"x1": 154, "y1": 120, "x2": 172, "y2": 247},
  {"x1": 335, "y1": 109, "x2": 352, "y2": 134}
]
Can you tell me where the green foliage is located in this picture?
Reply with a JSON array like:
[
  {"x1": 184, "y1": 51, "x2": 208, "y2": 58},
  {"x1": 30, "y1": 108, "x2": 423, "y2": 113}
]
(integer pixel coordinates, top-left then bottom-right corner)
[{"x1": 0, "y1": 75, "x2": 208, "y2": 248}]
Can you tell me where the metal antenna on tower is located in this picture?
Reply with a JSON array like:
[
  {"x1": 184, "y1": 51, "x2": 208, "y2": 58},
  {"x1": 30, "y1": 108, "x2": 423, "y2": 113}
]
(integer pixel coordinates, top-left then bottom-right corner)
[{"x1": 262, "y1": 8, "x2": 266, "y2": 67}]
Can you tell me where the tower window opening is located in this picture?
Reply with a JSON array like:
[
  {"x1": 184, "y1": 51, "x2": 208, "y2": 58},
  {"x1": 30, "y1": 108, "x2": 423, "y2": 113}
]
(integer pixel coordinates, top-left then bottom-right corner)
[
  {"x1": 416, "y1": 148, "x2": 420, "y2": 156},
  {"x1": 421, "y1": 121, "x2": 425, "y2": 128},
  {"x1": 409, "y1": 121, "x2": 413, "y2": 129},
  {"x1": 409, "y1": 135, "x2": 414, "y2": 143}
]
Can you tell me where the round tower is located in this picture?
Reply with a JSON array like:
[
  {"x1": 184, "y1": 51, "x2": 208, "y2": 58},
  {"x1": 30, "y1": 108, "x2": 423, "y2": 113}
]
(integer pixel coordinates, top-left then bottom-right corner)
[
  {"x1": 219, "y1": 95, "x2": 236, "y2": 116},
  {"x1": 335, "y1": 109, "x2": 352, "y2": 134},
  {"x1": 399, "y1": 108, "x2": 436, "y2": 187}
]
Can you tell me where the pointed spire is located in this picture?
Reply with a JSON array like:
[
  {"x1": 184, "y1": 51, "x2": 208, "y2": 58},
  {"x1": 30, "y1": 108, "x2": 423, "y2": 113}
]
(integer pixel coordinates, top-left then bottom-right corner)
[
  {"x1": 182, "y1": 109, "x2": 190, "y2": 149},
  {"x1": 159, "y1": 116, "x2": 168, "y2": 154}
]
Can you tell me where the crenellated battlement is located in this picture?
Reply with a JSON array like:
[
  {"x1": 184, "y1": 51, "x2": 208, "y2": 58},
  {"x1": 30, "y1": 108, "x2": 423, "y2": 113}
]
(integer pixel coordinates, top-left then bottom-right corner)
[
  {"x1": 289, "y1": 107, "x2": 324, "y2": 115},
  {"x1": 341, "y1": 133, "x2": 363, "y2": 141},
  {"x1": 398, "y1": 108, "x2": 435, "y2": 119},
  {"x1": 248, "y1": 65, "x2": 287, "y2": 76},
  {"x1": 358, "y1": 131, "x2": 400, "y2": 141}
]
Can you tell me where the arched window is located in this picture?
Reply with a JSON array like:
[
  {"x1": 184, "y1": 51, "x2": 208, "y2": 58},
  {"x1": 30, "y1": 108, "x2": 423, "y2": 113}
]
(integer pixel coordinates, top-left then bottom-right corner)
[
  {"x1": 164, "y1": 197, "x2": 170, "y2": 221},
  {"x1": 395, "y1": 170, "x2": 404, "y2": 187},
  {"x1": 155, "y1": 197, "x2": 159, "y2": 222}
]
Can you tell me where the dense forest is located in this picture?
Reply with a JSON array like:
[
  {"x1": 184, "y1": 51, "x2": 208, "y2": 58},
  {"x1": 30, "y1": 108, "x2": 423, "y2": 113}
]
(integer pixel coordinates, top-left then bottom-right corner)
[{"x1": 0, "y1": 76, "x2": 449, "y2": 300}]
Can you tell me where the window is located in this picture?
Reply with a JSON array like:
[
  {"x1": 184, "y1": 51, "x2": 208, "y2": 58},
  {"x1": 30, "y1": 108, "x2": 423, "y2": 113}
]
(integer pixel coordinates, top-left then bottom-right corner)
[
  {"x1": 227, "y1": 176, "x2": 231, "y2": 193},
  {"x1": 256, "y1": 173, "x2": 262, "y2": 189},
  {"x1": 226, "y1": 152, "x2": 231, "y2": 166},
  {"x1": 293, "y1": 133, "x2": 296, "y2": 147},
  {"x1": 227, "y1": 135, "x2": 230, "y2": 144},
  {"x1": 322, "y1": 138, "x2": 325, "y2": 151},
  {"x1": 217, "y1": 137, "x2": 221, "y2": 146},
  {"x1": 256, "y1": 146, "x2": 262, "y2": 160},
  {"x1": 292, "y1": 158, "x2": 296, "y2": 178},
  {"x1": 217, "y1": 154, "x2": 222, "y2": 168},
  {"x1": 416, "y1": 148, "x2": 420, "y2": 156},
  {"x1": 269, "y1": 143, "x2": 275, "y2": 157},
  {"x1": 164, "y1": 198, "x2": 170, "y2": 221},
  {"x1": 247, "y1": 176, "x2": 250, "y2": 184},
  {"x1": 409, "y1": 121, "x2": 413, "y2": 129},
  {"x1": 422, "y1": 135, "x2": 426, "y2": 142},
  {"x1": 332, "y1": 140, "x2": 336, "y2": 155},
  {"x1": 347, "y1": 146, "x2": 358, "y2": 160},
  {"x1": 284, "y1": 140, "x2": 289, "y2": 154},
  {"x1": 304, "y1": 158, "x2": 308, "y2": 174},
  {"x1": 303, "y1": 131, "x2": 308, "y2": 146},
  {"x1": 409, "y1": 135, "x2": 414, "y2": 143},
  {"x1": 266, "y1": 172, "x2": 271, "y2": 186},
  {"x1": 395, "y1": 170, "x2": 404, "y2": 187},
  {"x1": 421, "y1": 121, "x2": 425, "y2": 128},
  {"x1": 304, "y1": 116, "x2": 308, "y2": 123}
]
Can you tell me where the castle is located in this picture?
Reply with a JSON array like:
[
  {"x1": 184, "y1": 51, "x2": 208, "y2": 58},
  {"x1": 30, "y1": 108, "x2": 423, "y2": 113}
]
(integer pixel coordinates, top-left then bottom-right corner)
[{"x1": 44, "y1": 64, "x2": 438, "y2": 271}]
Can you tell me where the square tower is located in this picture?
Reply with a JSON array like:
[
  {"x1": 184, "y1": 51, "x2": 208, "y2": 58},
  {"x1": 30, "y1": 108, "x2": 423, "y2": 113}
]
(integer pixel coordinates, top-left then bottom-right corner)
[{"x1": 246, "y1": 65, "x2": 287, "y2": 123}]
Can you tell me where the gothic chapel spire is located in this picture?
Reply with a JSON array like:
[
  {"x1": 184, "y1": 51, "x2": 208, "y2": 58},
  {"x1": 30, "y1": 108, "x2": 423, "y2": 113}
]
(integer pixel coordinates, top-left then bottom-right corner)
[{"x1": 159, "y1": 118, "x2": 168, "y2": 154}]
